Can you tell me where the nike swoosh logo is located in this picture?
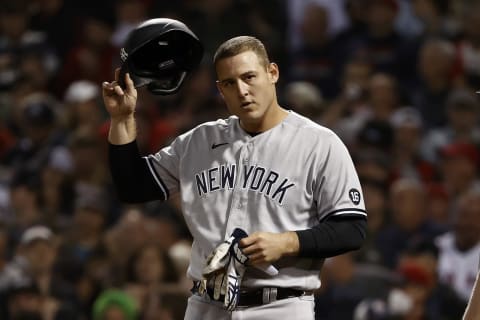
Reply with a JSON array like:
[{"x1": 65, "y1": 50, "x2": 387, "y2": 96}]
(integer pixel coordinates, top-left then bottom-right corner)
[{"x1": 211, "y1": 142, "x2": 229, "y2": 149}]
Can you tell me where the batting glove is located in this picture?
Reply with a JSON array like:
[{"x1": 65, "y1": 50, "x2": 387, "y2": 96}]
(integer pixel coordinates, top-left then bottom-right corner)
[
  {"x1": 224, "y1": 236, "x2": 249, "y2": 310},
  {"x1": 201, "y1": 236, "x2": 235, "y2": 300}
]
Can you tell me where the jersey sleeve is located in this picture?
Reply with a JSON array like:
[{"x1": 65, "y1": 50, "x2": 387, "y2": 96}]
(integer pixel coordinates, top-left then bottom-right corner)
[
  {"x1": 314, "y1": 132, "x2": 367, "y2": 221},
  {"x1": 143, "y1": 133, "x2": 188, "y2": 199}
]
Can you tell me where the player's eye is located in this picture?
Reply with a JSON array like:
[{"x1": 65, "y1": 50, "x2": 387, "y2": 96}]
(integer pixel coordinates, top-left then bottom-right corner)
[
  {"x1": 245, "y1": 74, "x2": 256, "y2": 81},
  {"x1": 220, "y1": 80, "x2": 234, "y2": 87}
]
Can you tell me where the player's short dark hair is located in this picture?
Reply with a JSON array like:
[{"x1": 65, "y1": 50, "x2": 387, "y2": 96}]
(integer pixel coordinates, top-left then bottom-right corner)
[{"x1": 213, "y1": 36, "x2": 270, "y2": 69}]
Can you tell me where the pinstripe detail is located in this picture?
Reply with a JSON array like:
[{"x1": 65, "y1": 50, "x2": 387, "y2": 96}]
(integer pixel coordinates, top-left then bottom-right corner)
[{"x1": 144, "y1": 156, "x2": 169, "y2": 201}]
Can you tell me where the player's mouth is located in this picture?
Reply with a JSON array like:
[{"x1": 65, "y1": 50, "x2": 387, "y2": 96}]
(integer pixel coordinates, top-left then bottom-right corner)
[{"x1": 240, "y1": 101, "x2": 253, "y2": 108}]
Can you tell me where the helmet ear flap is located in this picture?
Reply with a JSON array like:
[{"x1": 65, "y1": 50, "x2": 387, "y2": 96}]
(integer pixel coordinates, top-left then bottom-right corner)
[{"x1": 147, "y1": 71, "x2": 187, "y2": 95}]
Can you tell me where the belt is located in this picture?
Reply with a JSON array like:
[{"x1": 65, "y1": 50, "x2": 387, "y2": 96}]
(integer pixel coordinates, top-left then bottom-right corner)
[{"x1": 191, "y1": 281, "x2": 311, "y2": 308}]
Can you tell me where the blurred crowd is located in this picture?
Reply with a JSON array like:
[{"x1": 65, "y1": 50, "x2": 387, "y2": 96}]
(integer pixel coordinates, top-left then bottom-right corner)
[{"x1": 0, "y1": 0, "x2": 479, "y2": 319}]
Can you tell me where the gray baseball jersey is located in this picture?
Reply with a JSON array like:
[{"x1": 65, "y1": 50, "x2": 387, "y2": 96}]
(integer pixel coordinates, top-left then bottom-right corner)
[{"x1": 144, "y1": 111, "x2": 366, "y2": 290}]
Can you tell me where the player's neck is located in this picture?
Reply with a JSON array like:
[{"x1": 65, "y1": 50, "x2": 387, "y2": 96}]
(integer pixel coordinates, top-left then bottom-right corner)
[{"x1": 240, "y1": 105, "x2": 288, "y2": 133}]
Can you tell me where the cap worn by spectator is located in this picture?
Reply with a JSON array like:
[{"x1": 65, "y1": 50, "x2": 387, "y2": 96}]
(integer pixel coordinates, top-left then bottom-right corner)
[
  {"x1": 20, "y1": 225, "x2": 53, "y2": 246},
  {"x1": 284, "y1": 81, "x2": 324, "y2": 114},
  {"x1": 92, "y1": 289, "x2": 138, "y2": 320},
  {"x1": 390, "y1": 107, "x2": 423, "y2": 129},
  {"x1": 22, "y1": 101, "x2": 55, "y2": 127},
  {"x1": 397, "y1": 261, "x2": 433, "y2": 288},
  {"x1": 64, "y1": 80, "x2": 100, "y2": 104},
  {"x1": 439, "y1": 142, "x2": 480, "y2": 166},
  {"x1": 357, "y1": 120, "x2": 394, "y2": 152}
]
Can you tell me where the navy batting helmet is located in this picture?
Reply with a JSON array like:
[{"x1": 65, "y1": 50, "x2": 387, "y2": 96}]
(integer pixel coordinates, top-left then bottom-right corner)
[{"x1": 118, "y1": 18, "x2": 203, "y2": 95}]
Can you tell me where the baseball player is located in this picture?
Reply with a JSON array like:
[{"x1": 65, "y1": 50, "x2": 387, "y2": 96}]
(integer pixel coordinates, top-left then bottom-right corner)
[{"x1": 103, "y1": 35, "x2": 367, "y2": 319}]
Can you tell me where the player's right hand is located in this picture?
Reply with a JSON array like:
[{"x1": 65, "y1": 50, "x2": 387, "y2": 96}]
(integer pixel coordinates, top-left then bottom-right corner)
[{"x1": 102, "y1": 68, "x2": 137, "y2": 120}]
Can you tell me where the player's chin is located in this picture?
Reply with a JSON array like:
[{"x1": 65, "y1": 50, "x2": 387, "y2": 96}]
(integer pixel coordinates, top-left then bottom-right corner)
[{"x1": 238, "y1": 108, "x2": 263, "y2": 122}]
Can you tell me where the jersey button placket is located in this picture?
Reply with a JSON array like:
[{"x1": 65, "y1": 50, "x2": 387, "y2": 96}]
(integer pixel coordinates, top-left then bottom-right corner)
[
  {"x1": 237, "y1": 143, "x2": 252, "y2": 213},
  {"x1": 236, "y1": 200, "x2": 244, "y2": 209},
  {"x1": 223, "y1": 142, "x2": 250, "y2": 237}
]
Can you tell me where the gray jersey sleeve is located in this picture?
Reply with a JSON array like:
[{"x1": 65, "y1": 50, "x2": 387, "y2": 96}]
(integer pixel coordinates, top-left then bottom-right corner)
[
  {"x1": 143, "y1": 133, "x2": 188, "y2": 199},
  {"x1": 314, "y1": 132, "x2": 366, "y2": 221}
]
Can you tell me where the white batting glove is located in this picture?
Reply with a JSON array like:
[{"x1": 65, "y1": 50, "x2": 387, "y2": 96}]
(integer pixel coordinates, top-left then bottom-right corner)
[
  {"x1": 202, "y1": 236, "x2": 235, "y2": 276},
  {"x1": 201, "y1": 236, "x2": 235, "y2": 301}
]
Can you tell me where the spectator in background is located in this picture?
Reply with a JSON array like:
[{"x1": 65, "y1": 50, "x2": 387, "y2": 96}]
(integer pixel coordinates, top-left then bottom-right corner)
[
  {"x1": 394, "y1": 237, "x2": 465, "y2": 319},
  {"x1": 354, "y1": 177, "x2": 389, "y2": 265},
  {"x1": 67, "y1": 129, "x2": 112, "y2": 206},
  {"x1": 376, "y1": 178, "x2": 444, "y2": 268},
  {"x1": 111, "y1": 0, "x2": 148, "y2": 49},
  {"x1": 92, "y1": 289, "x2": 139, "y2": 320},
  {"x1": 55, "y1": 14, "x2": 115, "y2": 97},
  {"x1": 425, "y1": 183, "x2": 451, "y2": 230},
  {"x1": 455, "y1": 3, "x2": 480, "y2": 90},
  {"x1": 287, "y1": 3, "x2": 341, "y2": 99},
  {"x1": 123, "y1": 243, "x2": 180, "y2": 320},
  {"x1": 316, "y1": 252, "x2": 400, "y2": 320},
  {"x1": 409, "y1": 0, "x2": 456, "y2": 40},
  {"x1": 389, "y1": 106, "x2": 436, "y2": 183},
  {"x1": 0, "y1": 225, "x2": 78, "y2": 319},
  {"x1": 175, "y1": 63, "x2": 226, "y2": 131},
  {"x1": 244, "y1": 0, "x2": 288, "y2": 68},
  {"x1": 335, "y1": 0, "x2": 369, "y2": 43},
  {"x1": 322, "y1": 58, "x2": 372, "y2": 137},
  {"x1": 437, "y1": 142, "x2": 480, "y2": 201},
  {"x1": 39, "y1": 147, "x2": 74, "y2": 227},
  {"x1": 2, "y1": 95, "x2": 67, "y2": 181},
  {"x1": 420, "y1": 88, "x2": 480, "y2": 164},
  {"x1": 168, "y1": 240, "x2": 194, "y2": 295},
  {"x1": 28, "y1": 0, "x2": 79, "y2": 60},
  {"x1": 4, "y1": 280, "x2": 44, "y2": 320},
  {"x1": 409, "y1": 38, "x2": 457, "y2": 129},
  {"x1": 175, "y1": 0, "x2": 253, "y2": 57},
  {"x1": 334, "y1": 0, "x2": 419, "y2": 82},
  {"x1": 354, "y1": 119, "x2": 395, "y2": 160},
  {"x1": 283, "y1": 81, "x2": 325, "y2": 122},
  {"x1": 56, "y1": 194, "x2": 109, "y2": 271},
  {"x1": 353, "y1": 149, "x2": 392, "y2": 188},
  {"x1": 17, "y1": 51, "x2": 56, "y2": 95},
  {"x1": 436, "y1": 187, "x2": 480, "y2": 302},
  {"x1": 0, "y1": 0, "x2": 59, "y2": 92},
  {"x1": 7, "y1": 172, "x2": 45, "y2": 239},
  {"x1": 104, "y1": 208, "x2": 180, "y2": 273},
  {"x1": 331, "y1": 72, "x2": 401, "y2": 148},
  {"x1": 63, "y1": 80, "x2": 105, "y2": 135}
]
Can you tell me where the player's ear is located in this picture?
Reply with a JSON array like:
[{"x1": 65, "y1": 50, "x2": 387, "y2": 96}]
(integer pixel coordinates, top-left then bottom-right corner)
[
  {"x1": 268, "y1": 63, "x2": 279, "y2": 84},
  {"x1": 216, "y1": 81, "x2": 225, "y2": 98}
]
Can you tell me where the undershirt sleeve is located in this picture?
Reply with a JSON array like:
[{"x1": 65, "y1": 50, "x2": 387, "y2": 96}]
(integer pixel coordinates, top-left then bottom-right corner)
[
  {"x1": 108, "y1": 141, "x2": 168, "y2": 203},
  {"x1": 295, "y1": 215, "x2": 367, "y2": 258}
]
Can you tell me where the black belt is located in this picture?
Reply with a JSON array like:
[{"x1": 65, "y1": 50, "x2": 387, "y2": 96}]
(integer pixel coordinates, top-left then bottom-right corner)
[{"x1": 191, "y1": 281, "x2": 310, "y2": 308}]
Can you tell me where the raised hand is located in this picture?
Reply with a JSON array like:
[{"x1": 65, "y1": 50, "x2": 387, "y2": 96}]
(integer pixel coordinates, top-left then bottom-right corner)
[{"x1": 102, "y1": 68, "x2": 138, "y2": 121}]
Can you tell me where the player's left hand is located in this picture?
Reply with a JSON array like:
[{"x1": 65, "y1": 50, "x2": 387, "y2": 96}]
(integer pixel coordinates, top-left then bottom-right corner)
[{"x1": 239, "y1": 231, "x2": 300, "y2": 266}]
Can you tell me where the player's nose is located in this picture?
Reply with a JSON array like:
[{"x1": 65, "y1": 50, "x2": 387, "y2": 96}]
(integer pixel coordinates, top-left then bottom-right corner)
[{"x1": 235, "y1": 80, "x2": 249, "y2": 97}]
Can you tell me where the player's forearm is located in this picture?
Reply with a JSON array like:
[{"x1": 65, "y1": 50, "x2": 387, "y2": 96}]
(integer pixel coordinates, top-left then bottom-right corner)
[
  {"x1": 108, "y1": 115, "x2": 137, "y2": 145},
  {"x1": 280, "y1": 231, "x2": 301, "y2": 256},
  {"x1": 295, "y1": 216, "x2": 367, "y2": 258}
]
